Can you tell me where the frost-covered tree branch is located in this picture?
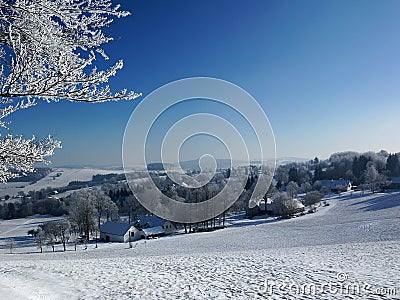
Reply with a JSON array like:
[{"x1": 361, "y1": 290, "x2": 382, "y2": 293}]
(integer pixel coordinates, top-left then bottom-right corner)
[
  {"x1": 0, "y1": 0, "x2": 140, "y2": 182},
  {"x1": 0, "y1": 0, "x2": 141, "y2": 102},
  {"x1": 0, "y1": 134, "x2": 61, "y2": 182}
]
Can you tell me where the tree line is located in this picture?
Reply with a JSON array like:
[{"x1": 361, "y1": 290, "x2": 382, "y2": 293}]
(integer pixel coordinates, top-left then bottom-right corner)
[{"x1": 275, "y1": 150, "x2": 398, "y2": 192}]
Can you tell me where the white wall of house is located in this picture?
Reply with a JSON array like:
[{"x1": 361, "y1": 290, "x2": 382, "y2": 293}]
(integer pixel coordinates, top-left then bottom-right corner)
[
  {"x1": 162, "y1": 221, "x2": 177, "y2": 234},
  {"x1": 101, "y1": 225, "x2": 143, "y2": 243},
  {"x1": 125, "y1": 226, "x2": 144, "y2": 242},
  {"x1": 100, "y1": 232, "x2": 125, "y2": 243}
]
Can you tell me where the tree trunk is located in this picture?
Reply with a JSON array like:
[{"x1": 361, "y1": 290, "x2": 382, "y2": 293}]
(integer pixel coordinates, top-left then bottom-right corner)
[
  {"x1": 62, "y1": 233, "x2": 66, "y2": 251},
  {"x1": 85, "y1": 214, "x2": 90, "y2": 243},
  {"x1": 98, "y1": 215, "x2": 101, "y2": 234}
]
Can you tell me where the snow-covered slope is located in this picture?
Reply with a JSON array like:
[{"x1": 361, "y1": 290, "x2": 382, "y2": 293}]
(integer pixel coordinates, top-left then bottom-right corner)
[
  {"x1": 0, "y1": 168, "x2": 123, "y2": 197},
  {"x1": 0, "y1": 192, "x2": 399, "y2": 299}
]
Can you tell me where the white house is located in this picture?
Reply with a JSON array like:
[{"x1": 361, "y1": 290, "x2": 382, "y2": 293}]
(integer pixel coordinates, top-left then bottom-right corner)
[
  {"x1": 162, "y1": 220, "x2": 177, "y2": 234},
  {"x1": 100, "y1": 221, "x2": 144, "y2": 243}
]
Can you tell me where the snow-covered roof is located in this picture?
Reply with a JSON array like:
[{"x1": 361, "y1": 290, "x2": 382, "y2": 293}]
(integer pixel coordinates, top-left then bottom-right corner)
[
  {"x1": 391, "y1": 177, "x2": 400, "y2": 184},
  {"x1": 319, "y1": 180, "x2": 351, "y2": 189},
  {"x1": 100, "y1": 221, "x2": 133, "y2": 236},
  {"x1": 137, "y1": 215, "x2": 164, "y2": 227},
  {"x1": 142, "y1": 226, "x2": 165, "y2": 236}
]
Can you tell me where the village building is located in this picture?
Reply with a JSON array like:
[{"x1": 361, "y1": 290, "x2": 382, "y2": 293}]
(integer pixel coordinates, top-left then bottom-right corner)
[
  {"x1": 100, "y1": 221, "x2": 144, "y2": 243},
  {"x1": 141, "y1": 226, "x2": 165, "y2": 239},
  {"x1": 389, "y1": 177, "x2": 400, "y2": 189},
  {"x1": 162, "y1": 220, "x2": 177, "y2": 234},
  {"x1": 318, "y1": 179, "x2": 352, "y2": 193}
]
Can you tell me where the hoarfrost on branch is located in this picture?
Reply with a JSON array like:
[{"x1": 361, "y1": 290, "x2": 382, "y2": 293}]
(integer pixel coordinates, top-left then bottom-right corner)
[{"x1": 0, "y1": 0, "x2": 140, "y2": 181}]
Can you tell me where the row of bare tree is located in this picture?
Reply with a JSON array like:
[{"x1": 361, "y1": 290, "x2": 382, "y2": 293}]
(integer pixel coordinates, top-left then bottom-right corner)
[{"x1": 28, "y1": 188, "x2": 119, "y2": 252}]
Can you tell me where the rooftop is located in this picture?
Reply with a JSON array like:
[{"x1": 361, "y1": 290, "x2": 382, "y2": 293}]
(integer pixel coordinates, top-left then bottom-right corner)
[{"x1": 100, "y1": 221, "x2": 133, "y2": 236}]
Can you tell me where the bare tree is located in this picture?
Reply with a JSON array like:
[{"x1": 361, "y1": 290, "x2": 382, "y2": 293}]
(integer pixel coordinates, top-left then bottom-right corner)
[
  {"x1": 92, "y1": 189, "x2": 113, "y2": 232},
  {"x1": 69, "y1": 221, "x2": 80, "y2": 251},
  {"x1": 92, "y1": 188, "x2": 114, "y2": 247},
  {"x1": 300, "y1": 182, "x2": 312, "y2": 193},
  {"x1": 69, "y1": 188, "x2": 118, "y2": 245},
  {"x1": 0, "y1": 0, "x2": 140, "y2": 182},
  {"x1": 303, "y1": 191, "x2": 323, "y2": 207},
  {"x1": 40, "y1": 221, "x2": 58, "y2": 252},
  {"x1": 5, "y1": 238, "x2": 14, "y2": 254},
  {"x1": 28, "y1": 228, "x2": 45, "y2": 253},
  {"x1": 55, "y1": 219, "x2": 70, "y2": 252},
  {"x1": 125, "y1": 195, "x2": 144, "y2": 224},
  {"x1": 68, "y1": 190, "x2": 95, "y2": 243},
  {"x1": 364, "y1": 164, "x2": 388, "y2": 192},
  {"x1": 286, "y1": 181, "x2": 299, "y2": 199},
  {"x1": 105, "y1": 200, "x2": 118, "y2": 222},
  {"x1": 30, "y1": 220, "x2": 69, "y2": 253},
  {"x1": 272, "y1": 192, "x2": 303, "y2": 218}
]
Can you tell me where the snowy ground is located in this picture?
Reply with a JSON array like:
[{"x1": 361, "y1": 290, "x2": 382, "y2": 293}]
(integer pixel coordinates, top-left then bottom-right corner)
[{"x1": 0, "y1": 191, "x2": 399, "y2": 299}]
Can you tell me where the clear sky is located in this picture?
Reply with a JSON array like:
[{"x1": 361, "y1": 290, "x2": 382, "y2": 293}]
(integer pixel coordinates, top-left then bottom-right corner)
[{"x1": 7, "y1": 0, "x2": 400, "y2": 167}]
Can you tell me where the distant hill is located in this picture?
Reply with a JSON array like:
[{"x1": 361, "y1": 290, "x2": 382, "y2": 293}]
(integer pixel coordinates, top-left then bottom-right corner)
[
  {"x1": 274, "y1": 157, "x2": 310, "y2": 165},
  {"x1": 146, "y1": 157, "x2": 310, "y2": 171},
  {"x1": 55, "y1": 164, "x2": 124, "y2": 171},
  {"x1": 53, "y1": 156, "x2": 311, "y2": 172}
]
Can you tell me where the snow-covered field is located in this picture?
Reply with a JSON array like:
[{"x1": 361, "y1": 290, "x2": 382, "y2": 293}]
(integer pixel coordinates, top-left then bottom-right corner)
[
  {"x1": 0, "y1": 191, "x2": 399, "y2": 299},
  {"x1": 0, "y1": 168, "x2": 123, "y2": 197}
]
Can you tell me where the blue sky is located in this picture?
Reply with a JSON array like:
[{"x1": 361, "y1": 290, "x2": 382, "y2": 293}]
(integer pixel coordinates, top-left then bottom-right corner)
[{"x1": 7, "y1": 0, "x2": 400, "y2": 167}]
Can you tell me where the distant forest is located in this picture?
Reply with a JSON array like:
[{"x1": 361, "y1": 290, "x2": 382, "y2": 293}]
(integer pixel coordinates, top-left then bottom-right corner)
[
  {"x1": 8, "y1": 168, "x2": 52, "y2": 183},
  {"x1": 274, "y1": 150, "x2": 399, "y2": 189}
]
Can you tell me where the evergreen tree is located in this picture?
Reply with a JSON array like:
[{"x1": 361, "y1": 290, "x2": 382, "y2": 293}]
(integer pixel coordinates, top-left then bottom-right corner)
[
  {"x1": 288, "y1": 167, "x2": 299, "y2": 184},
  {"x1": 276, "y1": 180, "x2": 282, "y2": 191},
  {"x1": 313, "y1": 165, "x2": 323, "y2": 181},
  {"x1": 386, "y1": 154, "x2": 400, "y2": 177}
]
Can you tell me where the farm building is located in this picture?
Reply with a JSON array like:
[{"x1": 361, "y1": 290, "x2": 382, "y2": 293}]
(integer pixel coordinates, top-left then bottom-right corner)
[
  {"x1": 100, "y1": 221, "x2": 144, "y2": 243},
  {"x1": 132, "y1": 215, "x2": 177, "y2": 238},
  {"x1": 162, "y1": 220, "x2": 177, "y2": 234},
  {"x1": 141, "y1": 226, "x2": 165, "y2": 239},
  {"x1": 318, "y1": 180, "x2": 352, "y2": 193},
  {"x1": 389, "y1": 177, "x2": 400, "y2": 189},
  {"x1": 135, "y1": 215, "x2": 164, "y2": 228}
]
